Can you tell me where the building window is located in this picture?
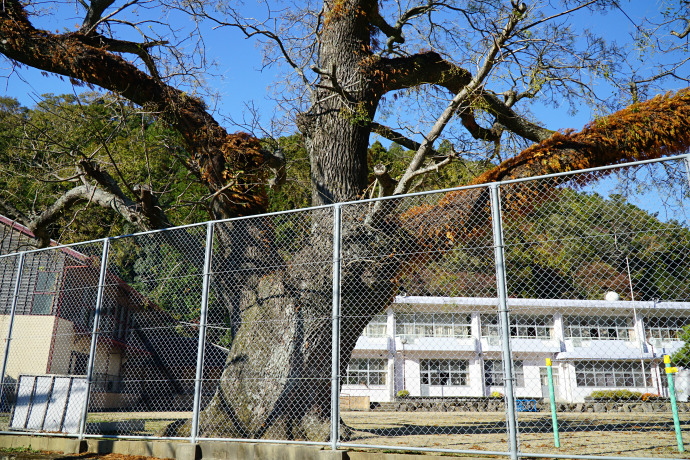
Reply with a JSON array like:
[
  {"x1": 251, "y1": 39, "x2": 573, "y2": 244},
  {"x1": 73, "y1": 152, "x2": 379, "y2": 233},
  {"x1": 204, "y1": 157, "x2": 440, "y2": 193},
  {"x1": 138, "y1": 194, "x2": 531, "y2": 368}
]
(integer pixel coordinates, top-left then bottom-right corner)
[
  {"x1": 32, "y1": 271, "x2": 59, "y2": 315},
  {"x1": 97, "y1": 297, "x2": 131, "y2": 342},
  {"x1": 362, "y1": 314, "x2": 387, "y2": 337},
  {"x1": 346, "y1": 358, "x2": 387, "y2": 385},
  {"x1": 575, "y1": 361, "x2": 651, "y2": 387},
  {"x1": 420, "y1": 359, "x2": 469, "y2": 386},
  {"x1": 511, "y1": 315, "x2": 553, "y2": 339},
  {"x1": 396, "y1": 312, "x2": 470, "y2": 338},
  {"x1": 484, "y1": 360, "x2": 524, "y2": 387},
  {"x1": 482, "y1": 314, "x2": 554, "y2": 339},
  {"x1": 645, "y1": 316, "x2": 689, "y2": 341},
  {"x1": 564, "y1": 316, "x2": 634, "y2": 341},
  {"x1": 480, "y1": 314, "x2": 500, "y2": 337}
]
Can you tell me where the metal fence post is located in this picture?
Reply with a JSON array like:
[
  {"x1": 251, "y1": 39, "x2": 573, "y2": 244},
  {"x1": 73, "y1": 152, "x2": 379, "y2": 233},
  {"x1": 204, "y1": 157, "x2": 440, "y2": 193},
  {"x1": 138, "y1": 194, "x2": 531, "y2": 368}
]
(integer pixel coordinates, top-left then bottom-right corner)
[
  {"x1": 331, "y1": 205, "x2": 342, "y2": 451},
  {"x1": 684, "y1": 155, "x2": 690, "y2": 189},
  {"x1": 191, "y1": 222, "x2": 214, "y2": 444},
  {"x1": 0, "y1": 252, "x2": 25, "y2": 411},
  {"x1": 78, "y1": 238, "x2": 111, "y2": 440},
  {"x1": 489, "y1": 184, "x2": 519, "y2": 460}
]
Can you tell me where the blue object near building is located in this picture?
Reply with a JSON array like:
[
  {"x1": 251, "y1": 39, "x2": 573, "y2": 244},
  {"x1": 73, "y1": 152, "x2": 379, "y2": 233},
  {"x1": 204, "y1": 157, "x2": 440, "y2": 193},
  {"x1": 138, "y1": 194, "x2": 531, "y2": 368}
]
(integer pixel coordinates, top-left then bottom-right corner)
[{"x1": 516, "y1": 398, "x2": 538, "y2": 412}]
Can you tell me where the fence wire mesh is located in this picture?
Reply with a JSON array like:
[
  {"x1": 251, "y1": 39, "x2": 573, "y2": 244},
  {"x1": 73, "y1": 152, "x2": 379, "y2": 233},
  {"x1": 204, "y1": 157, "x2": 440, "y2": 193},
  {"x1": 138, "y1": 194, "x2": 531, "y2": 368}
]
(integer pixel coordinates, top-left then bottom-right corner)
[
  {"x1": 500, "y1": 159, "x2": 690, "y2": 458},
  {"x1": 0, "y1": 241, "x2": 104, "y2": 434},
  {"x1": 0, "y1": 155, "x2": 688, "y2": 459},
  {"x1": 337, "y1": 190, "x2": 510, "y2": 453},
  {"x1": 196, "y1": 210, "x2": 334, "y2": 442}
]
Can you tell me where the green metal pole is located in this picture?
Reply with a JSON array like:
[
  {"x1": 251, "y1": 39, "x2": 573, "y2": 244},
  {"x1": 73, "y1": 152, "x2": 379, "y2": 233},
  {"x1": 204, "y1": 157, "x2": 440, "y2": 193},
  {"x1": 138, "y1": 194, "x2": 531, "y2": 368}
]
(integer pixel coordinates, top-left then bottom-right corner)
[
  {"x1": 664, "y1": 355, "x2": 684, "y2": 452},
  {"x1": 546, "y1": 358, "x2": 560, "y2": 448}
]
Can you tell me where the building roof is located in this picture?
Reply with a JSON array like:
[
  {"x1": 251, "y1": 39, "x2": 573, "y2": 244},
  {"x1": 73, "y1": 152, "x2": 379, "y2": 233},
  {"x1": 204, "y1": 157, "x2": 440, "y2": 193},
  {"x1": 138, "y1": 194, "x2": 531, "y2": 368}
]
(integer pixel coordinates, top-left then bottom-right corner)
[
  {"x1": 394, "y1": 296, "x2": 690, "y2": 311},
  {"x1": 556, "y1": 340, "x2": 684, "y2": 360},
  {"x1": 0, "y1": 214, "x2": 162, "y2": 314}
]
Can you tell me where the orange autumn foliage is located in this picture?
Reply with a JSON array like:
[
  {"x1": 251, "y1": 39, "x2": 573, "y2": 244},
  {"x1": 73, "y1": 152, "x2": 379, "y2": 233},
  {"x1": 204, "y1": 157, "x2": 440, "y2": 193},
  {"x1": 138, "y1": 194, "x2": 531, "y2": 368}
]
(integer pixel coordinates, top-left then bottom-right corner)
[{"x1": 399, "y1": 88, "x2": 690, "y2": 264}]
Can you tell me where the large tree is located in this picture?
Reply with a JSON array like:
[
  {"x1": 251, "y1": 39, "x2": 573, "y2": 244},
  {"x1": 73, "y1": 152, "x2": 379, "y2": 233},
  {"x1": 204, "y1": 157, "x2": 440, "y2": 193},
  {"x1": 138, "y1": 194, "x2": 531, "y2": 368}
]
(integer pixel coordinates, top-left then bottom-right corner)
[{"x1": 1, "y1": 0, "x2": 690, "y2": 441}]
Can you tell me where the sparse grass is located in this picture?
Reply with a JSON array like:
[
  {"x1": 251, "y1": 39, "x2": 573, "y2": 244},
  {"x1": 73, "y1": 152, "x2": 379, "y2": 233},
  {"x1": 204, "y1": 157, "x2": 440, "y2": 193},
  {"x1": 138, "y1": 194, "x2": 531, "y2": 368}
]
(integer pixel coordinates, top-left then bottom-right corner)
[{"x1": 0, "y1": 446, "x2": 40, "y2": 453}]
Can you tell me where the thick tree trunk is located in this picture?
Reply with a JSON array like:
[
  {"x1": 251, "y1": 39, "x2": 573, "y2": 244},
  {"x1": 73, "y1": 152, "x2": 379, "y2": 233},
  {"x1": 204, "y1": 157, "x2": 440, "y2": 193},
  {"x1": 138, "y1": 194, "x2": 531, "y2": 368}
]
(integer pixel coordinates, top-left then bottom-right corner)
[
  {"x1": 298, "y1": 0, "x2": 377, "y2": 206},
  {"x1": 197, "y1": 215, "x2": 335, "y2": 440},
  {"x1": 193, "y1": 207, "x2": 407, "y2": 440},
  {"x1": 194, "y1": 0, "x2": 399, "y2": 440}
]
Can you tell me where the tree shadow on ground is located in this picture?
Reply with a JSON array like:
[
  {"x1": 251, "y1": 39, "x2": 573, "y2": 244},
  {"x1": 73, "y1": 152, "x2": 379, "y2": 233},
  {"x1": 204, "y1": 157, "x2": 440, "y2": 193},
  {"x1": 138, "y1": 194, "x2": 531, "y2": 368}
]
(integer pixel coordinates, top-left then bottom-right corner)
[{"x1": 348, "y1": 417, "x2": 688, "y2": 437}]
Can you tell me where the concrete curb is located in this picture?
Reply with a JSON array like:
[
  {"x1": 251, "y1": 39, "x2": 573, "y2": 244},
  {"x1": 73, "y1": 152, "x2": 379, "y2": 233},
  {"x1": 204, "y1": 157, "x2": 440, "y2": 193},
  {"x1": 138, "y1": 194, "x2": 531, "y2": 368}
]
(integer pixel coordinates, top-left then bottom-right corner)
[
  {"x1": 0, "y1": 435, "x2": 86, "y2": 455},
  {"x1": 87, "y1": 439, "x2": 200, "y2": 459},
  {"x1": 198, "y1": 442, "x2": 344, "y2": 460},
  {"x1": 0, "y1": 435, "x2": 493, "y2": 460}
]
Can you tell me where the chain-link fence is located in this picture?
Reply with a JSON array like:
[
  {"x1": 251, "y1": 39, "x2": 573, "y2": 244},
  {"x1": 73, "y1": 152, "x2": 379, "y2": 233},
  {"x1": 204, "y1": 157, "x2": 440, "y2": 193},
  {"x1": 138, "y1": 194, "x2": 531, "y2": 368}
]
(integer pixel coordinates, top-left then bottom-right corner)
[{"x1": 0, "y1": 154, "x2": 689, "y2": 459}]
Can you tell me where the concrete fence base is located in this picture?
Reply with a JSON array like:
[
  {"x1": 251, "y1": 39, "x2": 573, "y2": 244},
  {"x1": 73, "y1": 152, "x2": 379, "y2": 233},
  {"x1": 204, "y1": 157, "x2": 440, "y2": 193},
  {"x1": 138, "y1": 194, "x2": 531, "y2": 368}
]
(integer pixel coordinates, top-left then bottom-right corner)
[{"x1": 0, "y1": 435, "x2": 491, "y2": 460}]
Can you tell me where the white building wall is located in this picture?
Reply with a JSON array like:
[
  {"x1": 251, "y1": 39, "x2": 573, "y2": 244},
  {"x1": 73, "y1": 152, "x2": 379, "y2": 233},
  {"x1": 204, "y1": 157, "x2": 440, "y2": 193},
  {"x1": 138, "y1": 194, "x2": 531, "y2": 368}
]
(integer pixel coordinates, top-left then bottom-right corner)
[
  {"x1": 468, "y1": 358, "x2": 484, "y2": 397},
  {"x1": 387, "y1": 307, "x2": 396, "y2": 401},
  {"x1": 346, "y1": 298, "x2": 690, "y2": 404},
  {"x1": 518, "y1": 359, "x2": 545, "y2": 399},
  {"x1": 403, "y1": 357, "x2": 421, "y2": 397},
  {"x1": 676, "y1": 369, "x2": 690, "y2": 402}
]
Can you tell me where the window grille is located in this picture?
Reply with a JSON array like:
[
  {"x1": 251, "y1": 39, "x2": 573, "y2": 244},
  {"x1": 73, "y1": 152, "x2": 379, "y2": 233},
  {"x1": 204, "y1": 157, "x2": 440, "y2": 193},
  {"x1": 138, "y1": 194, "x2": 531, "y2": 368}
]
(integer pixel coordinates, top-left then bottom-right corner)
[
  {"x1": 420, "y1": 359, "x2": 469, "y2": 386},
  {"x1": 574, "y1": 361, "x2": 652, "y2": 387},
  {"x1": 484, "y1": 360, "x2": 524, "y2": 387},
  {"x1": 564, "y1": 316, "x2": 634, "y2": 341},
  {"x1": 345, "y1": 358, "x2": 387, "y2": 385}
]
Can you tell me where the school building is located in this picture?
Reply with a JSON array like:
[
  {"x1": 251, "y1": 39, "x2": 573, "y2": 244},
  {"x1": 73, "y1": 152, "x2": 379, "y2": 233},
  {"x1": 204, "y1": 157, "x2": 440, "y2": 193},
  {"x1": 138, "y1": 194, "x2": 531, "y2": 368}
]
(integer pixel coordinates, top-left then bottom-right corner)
[{"x1": 344, "y1": 296, "x2": 690, "y2": 403}]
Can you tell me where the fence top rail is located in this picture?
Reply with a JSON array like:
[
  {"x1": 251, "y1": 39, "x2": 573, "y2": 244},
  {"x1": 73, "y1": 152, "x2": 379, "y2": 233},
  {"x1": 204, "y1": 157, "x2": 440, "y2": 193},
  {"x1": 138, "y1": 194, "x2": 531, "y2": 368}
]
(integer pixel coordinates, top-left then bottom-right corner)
[{"x1": 1, "y1": 152, "x2": 688, "y2": 260}]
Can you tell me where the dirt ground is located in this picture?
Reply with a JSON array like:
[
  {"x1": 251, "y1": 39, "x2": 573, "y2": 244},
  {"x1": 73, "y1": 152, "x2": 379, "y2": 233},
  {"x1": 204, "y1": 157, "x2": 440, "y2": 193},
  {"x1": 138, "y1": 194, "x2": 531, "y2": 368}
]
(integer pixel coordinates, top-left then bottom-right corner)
[
  {"x1": 4, "y1": 410, "x2": 690, "y2": 458},
  {"x1": 341, "y1": 410, "x2": 690, "y2": 458}
]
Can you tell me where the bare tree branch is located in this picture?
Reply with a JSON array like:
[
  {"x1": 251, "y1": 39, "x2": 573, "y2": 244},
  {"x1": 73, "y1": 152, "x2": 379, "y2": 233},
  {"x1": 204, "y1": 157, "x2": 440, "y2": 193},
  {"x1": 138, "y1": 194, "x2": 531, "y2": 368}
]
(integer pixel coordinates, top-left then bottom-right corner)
[
  {"x1": 370, "y1": 122, "x2": 422, "y2": 151},
  {"x1": 369, "y1": 52, "x2": 553, "y2": 144},
  {"x1": 76, "y1": 34, "x2": 168, "y2": 79},
  {"x1": 27, "y1": 183, "x2": 148, "y2": 247},
  {"x1": 81, "y1": 0, "x2": 117, "y2": 32},
  {"x1": 365, "y1": 0, "x2": 442, "y2": 53},
  {"x1": 81, "y1": 0, "x2": 141, "y2": 35},
  {"x1": 373, "y1": 164, "x2": 398, "y2": 197},
  {"x1": 671, "y1": 19, "x2": 690, "y2": 38},
  {"x1": 393, "y1": 2, "x2": 527, "y2": 197}
]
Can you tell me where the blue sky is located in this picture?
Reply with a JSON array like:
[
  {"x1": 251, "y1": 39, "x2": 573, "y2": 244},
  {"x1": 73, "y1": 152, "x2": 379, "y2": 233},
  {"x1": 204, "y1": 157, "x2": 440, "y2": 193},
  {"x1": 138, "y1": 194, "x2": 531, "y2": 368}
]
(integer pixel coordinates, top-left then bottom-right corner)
[{"x1": 0, "y1": 1, "x2": 686, "y2": 138}]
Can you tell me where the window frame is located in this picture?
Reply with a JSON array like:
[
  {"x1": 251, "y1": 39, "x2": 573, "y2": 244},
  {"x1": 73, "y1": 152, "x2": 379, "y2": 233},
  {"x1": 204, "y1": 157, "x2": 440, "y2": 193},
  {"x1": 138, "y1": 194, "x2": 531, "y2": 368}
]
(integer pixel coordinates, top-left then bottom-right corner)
[
  {"x1": 345, "y1": 358, "x2": 388, "y2": 386},
  {"x1": 574, "y1": 361, "x2": 651, "y2": 387},
  {"x1": 420, "y1": 359, "x2": 469, "y2": 386},
  {"x1": 484, "y1": 359, "x2": 525, "y2": 387},
  {"x1": 32, "y1": 270, "x2": 59, "y2": 315},
  {"x1": 564, "y1": 315, "x2": 635, "y2": 341},
  {"x1": 395, "y1": 312, "x2": 471, "y2": 338},
  {"x1": 480, "y1": 313, "x2": 500, "y2": 337},
  {"x1": 362, "y1": 314, "x2": 388, "y2": 337},
  {"x1": 510, "y1": 315, "x2": 553, "y2": 339},
  {"x1": 645, "y1": 316, "x2": 689, "y2": 341}
]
